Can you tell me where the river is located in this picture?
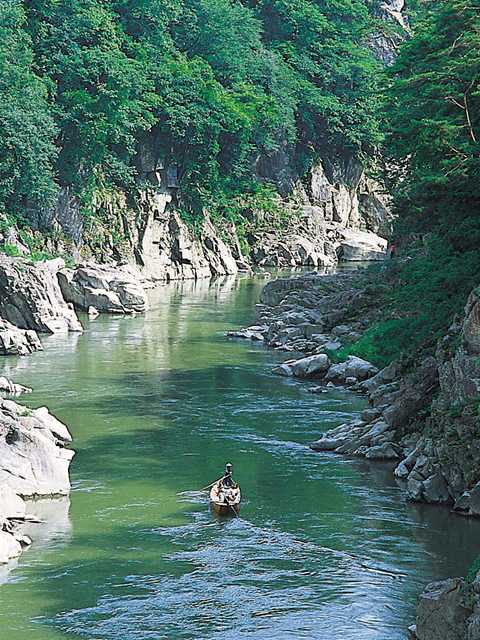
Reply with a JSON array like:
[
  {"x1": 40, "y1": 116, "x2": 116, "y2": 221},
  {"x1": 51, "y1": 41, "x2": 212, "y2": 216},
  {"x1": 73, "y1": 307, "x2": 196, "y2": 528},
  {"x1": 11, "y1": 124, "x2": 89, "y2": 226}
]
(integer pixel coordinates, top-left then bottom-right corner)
[{"x1": 0, "y1": 271, "x2": 479, "y2": 640}]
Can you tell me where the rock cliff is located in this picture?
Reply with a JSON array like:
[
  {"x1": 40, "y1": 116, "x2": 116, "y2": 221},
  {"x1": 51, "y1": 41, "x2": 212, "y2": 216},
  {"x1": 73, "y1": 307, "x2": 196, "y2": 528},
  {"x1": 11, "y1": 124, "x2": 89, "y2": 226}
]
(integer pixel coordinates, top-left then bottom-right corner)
[
  {"x1": 0, "y1": 256, "x2": 83, "y2": 334},
  {"x1": 10, "y1": 137, "x2": 393, "y2": 286}
]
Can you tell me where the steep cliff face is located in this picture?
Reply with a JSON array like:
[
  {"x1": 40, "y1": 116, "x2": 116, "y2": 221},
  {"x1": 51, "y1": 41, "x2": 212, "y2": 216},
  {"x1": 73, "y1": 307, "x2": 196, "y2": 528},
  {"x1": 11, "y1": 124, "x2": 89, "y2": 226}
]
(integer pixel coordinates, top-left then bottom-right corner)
[{"x1": 9, "y1": 0, "x2": 408, "y2": 282}]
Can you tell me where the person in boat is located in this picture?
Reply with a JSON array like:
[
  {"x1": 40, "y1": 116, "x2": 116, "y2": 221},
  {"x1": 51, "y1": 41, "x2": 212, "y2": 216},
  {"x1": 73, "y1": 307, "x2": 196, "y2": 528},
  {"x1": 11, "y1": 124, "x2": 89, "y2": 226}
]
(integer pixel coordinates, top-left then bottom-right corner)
[{"x1": 221, "y1": 463, "x2": 237, "y2": 489}]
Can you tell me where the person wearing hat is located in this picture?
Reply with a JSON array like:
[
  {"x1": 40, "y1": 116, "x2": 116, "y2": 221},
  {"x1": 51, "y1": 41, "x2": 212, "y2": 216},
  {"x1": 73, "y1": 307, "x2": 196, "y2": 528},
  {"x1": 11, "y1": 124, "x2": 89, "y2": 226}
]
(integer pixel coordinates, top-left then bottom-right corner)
[{"x1": 222, "y1": 462, "x2": 235, "y2": 488}]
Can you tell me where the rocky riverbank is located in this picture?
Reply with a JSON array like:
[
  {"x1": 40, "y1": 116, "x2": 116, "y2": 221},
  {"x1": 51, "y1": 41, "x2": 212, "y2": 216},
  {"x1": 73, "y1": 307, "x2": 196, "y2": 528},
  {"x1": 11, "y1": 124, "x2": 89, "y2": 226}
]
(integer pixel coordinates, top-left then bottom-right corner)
[
  {"x1": 230, "y1": 267, "x2": 480, "y2": 638},
  {"x1": 0, "y1": 255, "x2": 151, "y2": 565},
  {"x1": 229, "y1": 269, "x2": 480, "y2": 514},
  {"x1": 0, "y1": 381, "x2": 74, "y2": 564}
]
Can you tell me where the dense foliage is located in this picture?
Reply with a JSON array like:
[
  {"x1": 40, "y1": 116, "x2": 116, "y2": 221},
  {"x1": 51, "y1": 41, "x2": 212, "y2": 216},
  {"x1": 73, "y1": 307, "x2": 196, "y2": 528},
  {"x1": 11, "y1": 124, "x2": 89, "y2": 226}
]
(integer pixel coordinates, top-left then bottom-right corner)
[
  {"x1": 344, "y1": 0, "x2": 480, "y2": 368},
  {"x1": 0, "y1": 0, "x2": 381, "y2": 224}
]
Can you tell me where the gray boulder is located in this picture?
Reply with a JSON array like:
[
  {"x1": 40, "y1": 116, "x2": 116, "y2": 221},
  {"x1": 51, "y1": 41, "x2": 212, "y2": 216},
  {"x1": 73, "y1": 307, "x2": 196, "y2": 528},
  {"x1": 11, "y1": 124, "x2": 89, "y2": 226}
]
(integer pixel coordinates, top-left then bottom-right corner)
[
  {"x1": 415, "y1": 578, "x2": 472, "y2": 640},
  {"x1": 58, "y1": 263, "x2": 149, "y2": 314},
  {"x1": 0, "y1": 257, "x2": 83, "y2": 334},
  {"x1": 0, "y1": 318, "x2": 43, "y2": 356},
  {"x1": 273, "y1": 353, "x2": 331, "y2": 378},
  {"x1": 326, "y1": 355, "x2": 378, "y2": 383},
  {"x1": 0, "y1": 398, "x2": 74, "y2": 497},
  {"x1": 334, "y1": 227, "x2": 388, "y2": 261},
  {"x1": 423, "y1": 472, "x2": 451, "y2": 504},
  {"x1": 344, "y1": 355, "x2": 379, "y2": 381}
]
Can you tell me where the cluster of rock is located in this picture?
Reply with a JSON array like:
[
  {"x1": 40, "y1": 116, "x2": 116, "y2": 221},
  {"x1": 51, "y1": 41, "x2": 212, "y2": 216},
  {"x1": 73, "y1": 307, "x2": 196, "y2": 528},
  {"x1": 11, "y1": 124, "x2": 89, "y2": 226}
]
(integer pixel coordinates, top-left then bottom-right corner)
[
  {"x1": 408, "y1": 570, "x2": 480, "y2": 640},
  {"x1": 0, "y1": 255, "x2": 151, "y2": 357},
  {"x1": 311, "y1": 356, "x2": 442, "y2": 465},
  {"x1": 230, "y1": 270, "x2": 480, "y2": 514},
  {"x1": 229, "y1": 271, "x2": 383, "y2": 354},
  {"x1": 228, "y1": 271, "x2": 388, "y2": 392},
  {"x1": 0, "y1": 385, "x2": 74, "y2": 564},
  {"x1": 57, "y1": 262, "x2": 149, "y2": 314}
]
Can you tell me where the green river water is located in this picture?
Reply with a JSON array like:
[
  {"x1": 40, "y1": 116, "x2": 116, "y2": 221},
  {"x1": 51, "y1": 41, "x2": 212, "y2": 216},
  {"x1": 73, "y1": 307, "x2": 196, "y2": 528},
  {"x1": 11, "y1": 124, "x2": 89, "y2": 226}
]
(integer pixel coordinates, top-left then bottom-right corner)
[{"x1": 0, "y1": 271, "x2": 479, "y2": 640}]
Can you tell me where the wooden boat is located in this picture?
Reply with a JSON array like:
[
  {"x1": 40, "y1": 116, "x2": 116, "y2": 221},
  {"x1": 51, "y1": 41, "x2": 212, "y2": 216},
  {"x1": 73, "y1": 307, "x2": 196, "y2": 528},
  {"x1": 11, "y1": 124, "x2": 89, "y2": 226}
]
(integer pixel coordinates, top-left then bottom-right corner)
[{"x1": 209, "y1": 483, "x2": 241, "y2": 516}]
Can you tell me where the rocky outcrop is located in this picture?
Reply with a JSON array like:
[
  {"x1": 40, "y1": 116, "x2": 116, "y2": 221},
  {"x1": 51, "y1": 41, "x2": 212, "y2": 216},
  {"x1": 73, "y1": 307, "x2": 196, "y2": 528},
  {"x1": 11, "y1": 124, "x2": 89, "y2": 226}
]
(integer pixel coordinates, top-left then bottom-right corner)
[
  {"x1": 127, "y1": 204, "x2": 242, "y2": 285},
  {"x1": 0, "y1": 317, "x2": 43, "y2": 355},
  {"x1": 439, "y1": 289, "x2": 480, "y2": 404},
  {"x1": 408, "y1": 571, "x2": 480, "y2": 640},
  {"x1": 368, "y1": 0, "x2": 409, "y2": 68},
  {"x1": 0, "y1": 391, "x2": 75, "y2": 564},
  {"x1": 0, "y1": 398, "x2": 74, "y2": 498},
  {"x1": 0, "y1": 256, "x2": 83, "y2": 333},
  {"x1": 58, "y1": 262, "x2": 149, "y2": 313}
]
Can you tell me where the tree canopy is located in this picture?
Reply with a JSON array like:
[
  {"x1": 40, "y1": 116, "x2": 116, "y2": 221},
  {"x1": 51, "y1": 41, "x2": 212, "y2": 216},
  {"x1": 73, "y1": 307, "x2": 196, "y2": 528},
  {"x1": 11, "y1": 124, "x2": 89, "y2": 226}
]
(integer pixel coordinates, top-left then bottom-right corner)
[{"x1": 0, "y1": 0, "x2": 381, "y2": 220}]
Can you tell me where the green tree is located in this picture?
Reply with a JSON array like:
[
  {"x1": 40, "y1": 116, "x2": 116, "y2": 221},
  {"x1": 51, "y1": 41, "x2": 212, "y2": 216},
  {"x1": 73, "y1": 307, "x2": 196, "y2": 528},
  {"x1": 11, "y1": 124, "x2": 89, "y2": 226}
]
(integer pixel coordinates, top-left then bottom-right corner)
[
  {"x1": 0, "y1": 0, "x2": 58, "y2": 214},
  {"x1": 384, "y1": 0, "x2": 480, "y2": 231}
]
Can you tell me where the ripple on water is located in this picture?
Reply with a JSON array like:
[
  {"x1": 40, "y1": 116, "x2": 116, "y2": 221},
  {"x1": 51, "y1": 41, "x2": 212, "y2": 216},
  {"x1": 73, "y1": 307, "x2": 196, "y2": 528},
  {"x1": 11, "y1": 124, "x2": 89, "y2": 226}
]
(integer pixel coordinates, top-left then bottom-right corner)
[{"x1": 49, "y1": 516, "x2": 413, "y2": 640}]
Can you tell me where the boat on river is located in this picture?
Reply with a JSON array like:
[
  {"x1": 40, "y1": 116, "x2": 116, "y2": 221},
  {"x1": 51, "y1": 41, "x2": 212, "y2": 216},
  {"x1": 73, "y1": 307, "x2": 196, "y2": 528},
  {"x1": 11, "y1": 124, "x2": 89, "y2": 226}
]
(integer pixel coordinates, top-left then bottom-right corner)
[{"x1": 209, "y1": 463, "x2": 241, "y2": 516}]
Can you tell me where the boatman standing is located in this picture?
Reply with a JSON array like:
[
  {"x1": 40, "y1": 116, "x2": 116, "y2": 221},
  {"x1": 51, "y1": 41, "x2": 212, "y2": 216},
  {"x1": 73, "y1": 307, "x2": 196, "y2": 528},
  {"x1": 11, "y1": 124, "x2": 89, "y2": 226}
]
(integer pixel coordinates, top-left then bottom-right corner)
[{"x1": 222, "y1": 462, "x2": 235, "y2": 488}]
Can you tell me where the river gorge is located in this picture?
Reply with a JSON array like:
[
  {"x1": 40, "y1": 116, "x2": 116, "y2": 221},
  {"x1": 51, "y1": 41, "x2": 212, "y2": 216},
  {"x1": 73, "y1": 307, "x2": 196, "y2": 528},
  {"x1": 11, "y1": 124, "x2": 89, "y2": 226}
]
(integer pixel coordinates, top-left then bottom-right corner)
[{"x1": 1, "y1": 270, "x2": 480, "y2": 640}]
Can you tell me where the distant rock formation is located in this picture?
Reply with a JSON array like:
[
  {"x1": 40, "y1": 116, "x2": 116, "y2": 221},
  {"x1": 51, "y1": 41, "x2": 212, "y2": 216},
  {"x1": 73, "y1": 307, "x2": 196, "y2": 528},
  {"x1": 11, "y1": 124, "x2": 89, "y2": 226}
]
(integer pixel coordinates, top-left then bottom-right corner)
[{"x1": 58, "y1": 262, "x2": 149, "y2": 313}]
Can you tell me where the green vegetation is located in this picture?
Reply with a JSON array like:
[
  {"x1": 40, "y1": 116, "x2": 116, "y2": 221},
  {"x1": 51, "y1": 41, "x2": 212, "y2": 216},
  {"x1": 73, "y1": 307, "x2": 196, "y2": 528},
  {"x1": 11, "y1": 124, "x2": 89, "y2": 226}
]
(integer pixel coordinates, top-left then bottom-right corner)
[
  {"x1": 0, "y1": 0, "x2": 382, "y2": 243},
  {"x1": 332, "y1": 0, "x2": 480, "y2": 369},
  {"x1": 462, "y1": 553, "x2": 480, "y2": 606}
]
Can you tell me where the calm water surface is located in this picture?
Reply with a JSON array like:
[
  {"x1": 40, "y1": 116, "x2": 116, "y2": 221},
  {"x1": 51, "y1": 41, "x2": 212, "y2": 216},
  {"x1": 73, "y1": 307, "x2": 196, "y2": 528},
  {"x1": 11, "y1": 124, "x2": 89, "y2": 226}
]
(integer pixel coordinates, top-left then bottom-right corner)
[{"x1": 0, "y1": 271, "x2": 479, "y2": 640}]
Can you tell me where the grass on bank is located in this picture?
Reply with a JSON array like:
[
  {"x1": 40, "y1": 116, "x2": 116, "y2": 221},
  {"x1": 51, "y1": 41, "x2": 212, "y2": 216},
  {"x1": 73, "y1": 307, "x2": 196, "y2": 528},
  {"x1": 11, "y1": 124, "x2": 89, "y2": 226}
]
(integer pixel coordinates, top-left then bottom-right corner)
[{"x1": 327, "y1": 233, "x2": 480, "y2": 370}]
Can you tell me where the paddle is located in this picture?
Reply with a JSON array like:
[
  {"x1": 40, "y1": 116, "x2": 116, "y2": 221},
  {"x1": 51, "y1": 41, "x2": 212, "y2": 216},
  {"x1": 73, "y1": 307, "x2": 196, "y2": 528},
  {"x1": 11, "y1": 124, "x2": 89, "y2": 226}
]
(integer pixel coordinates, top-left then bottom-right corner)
[
  {"x1": 199, "y1": 475, "x2": 228, "y2": 492},
  {"x1": 229, "y1": 503, "x2": 239, "y2": 518},
  {"x1": 177, "y1": 476, "x2": 228, "y2": 495}
]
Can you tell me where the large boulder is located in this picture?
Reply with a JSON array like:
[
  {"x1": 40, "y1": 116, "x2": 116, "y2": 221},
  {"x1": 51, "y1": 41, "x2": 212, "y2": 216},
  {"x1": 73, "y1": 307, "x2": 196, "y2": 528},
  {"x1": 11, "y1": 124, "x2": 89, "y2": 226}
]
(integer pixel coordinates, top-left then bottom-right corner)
[
  {"x1": 415, "y1": 579, "x2": 472, "y2": 640},
  {"x1": 273, "y1": 353, "x2": 331, "y2": 378},
  {"x1": 326, "y1": 355, "x2": 379, "y2": 383},
  {"x1": 0, "y1": 397, "x2": 74, "y2": 497},
  {"x1": 0, "y1": 317, "x2": 43, "y2": 355},
  {"x1": 58, "y1": 263, "x2": 149, "y2": 314},
  {"x1": 333, "y1": 227, "x2": 388, "y2": 261},
  {"x1": 0, "y1": 257, "x2": 83, "y2": 334}
]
